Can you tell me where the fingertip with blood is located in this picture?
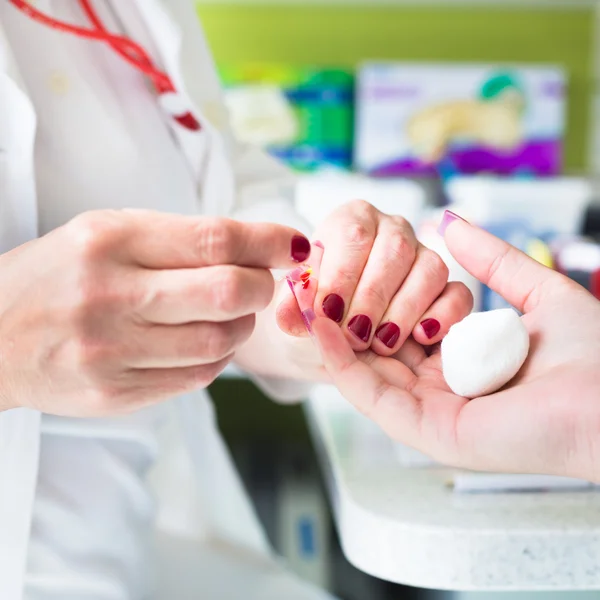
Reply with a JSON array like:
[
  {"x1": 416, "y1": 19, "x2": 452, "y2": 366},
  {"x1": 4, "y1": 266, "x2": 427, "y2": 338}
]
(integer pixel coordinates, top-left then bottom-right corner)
[{"x1": 284, "y1": 241, "x2": 325, "y2": 334}]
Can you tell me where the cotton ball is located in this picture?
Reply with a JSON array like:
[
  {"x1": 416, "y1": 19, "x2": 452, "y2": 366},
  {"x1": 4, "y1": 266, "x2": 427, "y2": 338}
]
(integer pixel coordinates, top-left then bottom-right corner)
[{"x1": 441, "y1": 309, "x2": 529, "y2": 398}]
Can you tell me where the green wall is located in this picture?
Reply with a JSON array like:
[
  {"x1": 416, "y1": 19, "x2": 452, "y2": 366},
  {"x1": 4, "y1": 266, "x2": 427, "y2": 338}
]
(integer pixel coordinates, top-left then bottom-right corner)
[{"x1": 197, "y1": 4, "x2": 594, "y2": 173}]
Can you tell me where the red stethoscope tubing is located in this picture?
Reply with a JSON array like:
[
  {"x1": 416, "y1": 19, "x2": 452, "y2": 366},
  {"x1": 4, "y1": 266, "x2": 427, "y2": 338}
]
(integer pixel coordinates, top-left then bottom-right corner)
[{"x1": 8, "y1": 0, "x2": 201, "y2": 129}]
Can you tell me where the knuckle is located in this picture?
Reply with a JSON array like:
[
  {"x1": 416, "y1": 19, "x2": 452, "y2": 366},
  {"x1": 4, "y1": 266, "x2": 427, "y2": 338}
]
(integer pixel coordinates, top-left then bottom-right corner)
[
  {"x1": 73, "y1": 336, "x2": 112, "y2": 373},
  {"x1": 197, "y1": 218, "x2": 236, "y2": 264},
  {"x1": 67, "y1": 211, "x2": 121, "y2": 260},
  {"x1": 361, "y1": 284, "x2": 388, "y2": 307},
  {"x1": 392, "y1": 214, "x2": 412, "y2": 230},
  {"x1": 211, "y1": 269, "x2": 244, "y2": 315},
  {"x1": 422, "y1": 249, "x2": 449, "y2": 282},
  {"x1": 72, "y1": 272, "x2": 122, "y2": 320},
  {"x1": 345, "y1": 220, "x2": 375, "y2": 249},
  {"x1": 330, "y1": 267, "x2": 355, "y2": 290},
  {"x1": 387, "y1": 231, "x2": 416, "y2": 263},
  {"x1": 72, "y1": 278, "x2": 103, "y2": 314}
]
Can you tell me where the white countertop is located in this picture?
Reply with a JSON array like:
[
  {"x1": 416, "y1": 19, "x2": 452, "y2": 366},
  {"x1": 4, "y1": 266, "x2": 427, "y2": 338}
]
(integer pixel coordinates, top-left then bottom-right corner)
[{"x1": 305, "y1": 385, "x2": 600, "y2": 592}]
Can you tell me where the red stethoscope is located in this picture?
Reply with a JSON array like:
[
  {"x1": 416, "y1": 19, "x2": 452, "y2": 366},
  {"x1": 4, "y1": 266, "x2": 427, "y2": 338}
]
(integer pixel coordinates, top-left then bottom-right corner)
[{"x1": 8, "y1": 0, "x2": 202, "y2": 131}]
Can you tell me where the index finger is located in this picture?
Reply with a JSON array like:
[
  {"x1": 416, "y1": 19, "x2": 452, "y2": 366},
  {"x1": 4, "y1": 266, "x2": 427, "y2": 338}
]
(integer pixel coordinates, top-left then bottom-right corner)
[
  {"x1": 442, "y1": 213, "x2": 563, "y2": 314},
  {"x1": 313, "y1": 317, "x2": 468, "y2": 461},
  {"x1": 312, "y1": 316, "x2": 417, "y2": 419},
  {"x1": 120, "y1": 210, "x2": 311, "y2": 269}
]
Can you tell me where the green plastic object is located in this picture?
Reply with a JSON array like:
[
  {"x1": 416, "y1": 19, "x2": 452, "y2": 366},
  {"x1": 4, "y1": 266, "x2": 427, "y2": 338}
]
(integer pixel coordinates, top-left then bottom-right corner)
[{"x1": 219, "y1": 64, "x2": 354, "y2": 171}]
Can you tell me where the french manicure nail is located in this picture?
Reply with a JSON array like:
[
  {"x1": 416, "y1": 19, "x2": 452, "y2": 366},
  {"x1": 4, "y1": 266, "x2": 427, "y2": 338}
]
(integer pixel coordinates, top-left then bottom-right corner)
[
  {"x1": 348, "y1": 314, "x2": 372, "y2": 343},
  {"x1": 375, "y1": 322, "x2": 400, "y2": 348},
  {"x1": 421, "y1": 318, "x2": 441, "y2": 339},
  {"x1": 291, "y1": 235, "x2": 311, "y2": 263},
  {"x1": 322, "y1": 293, "x2": 345, "y2": 323},
  {"x1": 438, "y1": 210, "x2": 467, "y2": 236}
]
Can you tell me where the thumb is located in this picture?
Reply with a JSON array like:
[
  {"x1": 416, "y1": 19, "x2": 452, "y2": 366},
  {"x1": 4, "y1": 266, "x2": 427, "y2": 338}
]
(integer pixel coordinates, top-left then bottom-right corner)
[{"x1": 441, "y1": 211, "x2": 560, "y2": 313}]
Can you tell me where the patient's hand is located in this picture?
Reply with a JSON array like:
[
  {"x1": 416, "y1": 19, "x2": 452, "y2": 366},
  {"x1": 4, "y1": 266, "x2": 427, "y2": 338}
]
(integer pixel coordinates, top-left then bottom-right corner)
[
  {"x1": 277, "y1": 200, "x2": 473, "y2": 355},
  {"x1": 312, "y1": 216, "x2": 600, "y2": 483}
]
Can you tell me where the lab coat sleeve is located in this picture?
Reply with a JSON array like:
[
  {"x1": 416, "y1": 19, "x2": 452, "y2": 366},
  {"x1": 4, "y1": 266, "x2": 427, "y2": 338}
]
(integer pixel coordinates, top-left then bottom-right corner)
[
  {"x1": 229, "y1": 143, "x2": 314, "y2": 404},
  {"x1": 170, "y1": 0, "x2": 313, "y2": 402},
  {"x1": 0, "y1": 37, "x2": 43, "y2": 600}
]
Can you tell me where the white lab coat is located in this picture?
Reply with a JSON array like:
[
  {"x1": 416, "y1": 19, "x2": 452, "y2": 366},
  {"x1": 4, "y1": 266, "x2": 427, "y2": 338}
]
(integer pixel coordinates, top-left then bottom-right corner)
[{"x1": 0, "y1": 2, "x2": 328, "y2": 599}]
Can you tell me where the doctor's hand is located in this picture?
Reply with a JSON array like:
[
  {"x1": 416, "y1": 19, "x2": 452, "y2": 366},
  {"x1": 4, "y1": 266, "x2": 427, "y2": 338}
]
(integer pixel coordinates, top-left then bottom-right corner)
[
  {"x1": 277, "y1": 200, "x2": 473, "y2": 354},
  {"x1": 312, "y1": 214, "x2": 600, "y2": 482},
  {"x1": 0, "y1": 209, "x2": 311, "y2": 417}
]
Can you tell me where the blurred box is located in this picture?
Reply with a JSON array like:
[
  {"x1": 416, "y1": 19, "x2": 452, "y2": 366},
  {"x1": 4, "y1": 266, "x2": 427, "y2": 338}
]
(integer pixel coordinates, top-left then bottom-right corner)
[
  {"x1": 446, "y1": 176, "x2": 592, "y2": 236},
  {"x1": 355, "y1": 63, "x2": 566, "y2": 177},
  {"x1": 220, "y1": 64, "x2": 354, "y2": 172},
  {"x1": 294, "y1": 170, "x2": 427, "y2": 229}
]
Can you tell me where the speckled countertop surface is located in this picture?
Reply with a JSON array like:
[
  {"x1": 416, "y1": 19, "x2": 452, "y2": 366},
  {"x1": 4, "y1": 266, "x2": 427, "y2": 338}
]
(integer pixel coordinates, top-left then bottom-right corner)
[{"x1": 305, "y1": 385, "x2": 600, "y2": 592}]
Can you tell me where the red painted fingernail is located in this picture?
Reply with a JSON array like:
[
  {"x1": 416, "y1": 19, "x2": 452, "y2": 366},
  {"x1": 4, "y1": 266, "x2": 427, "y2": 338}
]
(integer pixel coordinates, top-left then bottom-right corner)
[
  {"x1": 322, "y1": 294, "x2": 345, "y2": 323},
  {"x1": 291, "y1": 235, "x2": 311, "y2": 262},
  {"x1": 438, "y1": 210, "x2": 467, "y2": 236},
  {"x1": 421, "y1": 318, "x2": 441, "y2": 339},
  {"x1": 375, "y1": 322, "x2": 400, "y2": 348},
  {"x1": 348, "y1": 314, "x2": 372, "y2": 342}
]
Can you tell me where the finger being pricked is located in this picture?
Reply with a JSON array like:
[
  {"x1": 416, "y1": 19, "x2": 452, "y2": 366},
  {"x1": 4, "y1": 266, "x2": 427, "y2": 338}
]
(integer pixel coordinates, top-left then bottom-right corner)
[
  {"x1": 411, "y1": 281, "x2": 474, "y2": 346},
  {"x1": 312, "y1": 200, "x2": 379, "y2": 329},
  {"x1": 277, "y1": 241, "x2": 325, "y2": 337}
]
